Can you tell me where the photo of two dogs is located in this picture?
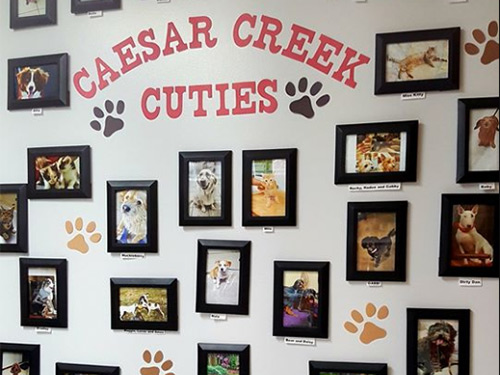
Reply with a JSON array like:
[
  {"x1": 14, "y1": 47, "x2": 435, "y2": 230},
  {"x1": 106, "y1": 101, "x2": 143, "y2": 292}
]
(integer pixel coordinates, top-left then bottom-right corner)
[
  {"x1": 205, "y1": 250, "x2": 240, "y2": 306},
  {"x1": 418, "y1": 320, "x2": 458, "y2": 375},
  {"x1": 35, "y1": 156, "x2": 80, "y2": 191},
  {"x1": 282, "y1": 272, "x2": 319, "y2": 329},
  {"x1": 119, "y1": 289, "x2": 166, "y2": 322},
  {"x1": 0, "y1": 194, "x2": 17, "y2": 245}
]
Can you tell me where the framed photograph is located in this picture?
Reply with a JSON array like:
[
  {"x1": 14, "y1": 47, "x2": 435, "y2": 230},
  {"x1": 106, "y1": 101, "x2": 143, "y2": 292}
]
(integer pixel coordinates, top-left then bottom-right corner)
[
  {"x1": 407, "y1": 308, "x2": 470, "y2": 375},
  {"x1": 309, "y1": 361, "x2": 387, "y2": 375},
  {"x1": 10, "y1": 0, "x2": 57, "y2": 29},
  {"x1": 347, "y1": 201, "x2": 408, "y2": 281},
  {"x1": 439, "y1": 194, "x2": 499, "y2": 278},
  {"x1": 1, "y1": 343, "x2": 40, "y2": 375},
  {"x1": 27, "y1": 146, "x2": 91, "y2": 199},
  {"x1": 456, "y1": 97, "x2": 499, "y2": 183},
  {"x1": 242, "y1": 148, "x2": 297, "y2": 226},
  {"x1": 0, "y1": 184, "x2": 28, "y2": 253},
  {"x1": 20, "y1": 258, "x2": 67, "y2": 328},
  {"x1": 107, "y1": 180, "x2": 158, "y2": 253},
  {"x1": 56, "y1": 363, "x2": 120, "y2": 375},
  {"x1": 273, "y1": 261, "x2": 329, "y2": 338},
  {"x1": 198, "y1": 343, "x2": 249, "y2": 375},
  {"x1": 179, "y1": 151, "x2": 232, "y2": 226},
  {"x1": 71, "y1": 0, "x2": 121, "y2": 14},
  {"x1": 335, "y1": 120, "x2": 419, "y2": 184},
  {"x1": 375, "y1": 27, "x2": 460, "y2": 95},
  {"x1": 110, "y1": 278, "x2": 178, "y2": 331},
  {"x1": 196, "y1": 239, "x2": 251, "y2": 315},
  {"x1": 8, "y1": 53, "x2": 69, "y2": 110}
]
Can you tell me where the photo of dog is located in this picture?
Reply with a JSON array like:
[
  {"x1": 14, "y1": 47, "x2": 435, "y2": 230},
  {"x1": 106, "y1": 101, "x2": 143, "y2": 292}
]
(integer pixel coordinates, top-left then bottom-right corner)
[
  {"x1": 282, "y1": 271, "x2": 319, "y2": 329},
  {"x1": 417, "y1": 319, "x2": 458, "y2": 375},
  {"x1": 1, "y1": 352, "x2": 30, "y2": 375},
  {"x1": 251, "y1": 159, "x2": 286, "y2": 217},
  {"x1": 17, "y1": 0, "x2": 48, "y2": 18},
  {"x1": 361, "y1": 228, "x2": 396, "y2": 269},
  {"x1": 34, "y1": 156, "x2": 81, "y2": 191},
  {"x1": 188, "y1": 161, "x2": 222, "y2": 217},
  {"x1": 468, "y1": 108, "x2": 499, "y2": 172},
  {"x1": 16, "y1": 67, "x2": 49, "y2": 100},
  {"x1": 28, "y1": 274, "x2": 57, "y2": 320},
  {"x1": 118, "y1": 287, "x2": 167, "y2": 322},
  {"x1": 115, "y1": 189, "x2": 148, "y2": 244},
  {"x1": 205, "y1": 250, "x2": 240, "y2": 306},
  {"x1": 353, "y1": 133, "x2": 402, "y2": 174},
  {"x1": 0, "y1": 193, "x2": 17, "y2": 245}
]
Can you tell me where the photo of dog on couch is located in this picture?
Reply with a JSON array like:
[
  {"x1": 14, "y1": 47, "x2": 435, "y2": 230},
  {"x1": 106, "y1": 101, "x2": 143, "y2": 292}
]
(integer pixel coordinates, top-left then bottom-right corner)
[
  {"x1": 251, "y1": 159, "x2": 286, "y2": 217},
  {"x1": 0, "y1": 193, "x2": 17, "y2": 245},
  {"x1": 188, "y1": 161, "x2": 222, "y2": 218},
  {"x1": 115, "y1": 189, "x2": 148, "y2": 245},
  {"x1": 27, "y1": 269, "x2": 57, "y2": 320},
  {"x1": 282, "y1": 271, "x2": 319, "y2": 329},
  {"x1": 34, "y1": 155, "x2": 80, "y2": 191},
  {"x1": 118, "y1": 287, "x2": 167, "y2": 322}
]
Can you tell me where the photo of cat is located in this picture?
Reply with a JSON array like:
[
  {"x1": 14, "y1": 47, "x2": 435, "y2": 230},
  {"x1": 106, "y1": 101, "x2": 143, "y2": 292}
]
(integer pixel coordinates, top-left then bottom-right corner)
[
  {"x1": 0, "y1": 193, "x2": 18, "y2": 245},
  {"x1": 251, "y1": 159, "x2": 286, "y2": 217},
  {"x1": 34, "y1": 155, "x2": 80, "y2": 191}
]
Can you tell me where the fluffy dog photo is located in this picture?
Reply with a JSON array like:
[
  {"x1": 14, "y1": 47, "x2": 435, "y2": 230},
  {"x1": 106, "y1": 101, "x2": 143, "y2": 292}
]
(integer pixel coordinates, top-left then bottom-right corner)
[
  {"x1": 251, "y1": 159, "x2": 286, "y2": 217},
  {"x1": 115, "y1": 189, "x2": 148, "y2": 244},
  {"x1": 34, "y1": 155, "x2": 81, "y2": 191},
  {"x1": 205, "y1": 249, "x2": 240, "y2": 306},
  {"x1": 118, "y1": 287, "x2": 167, "y2": 322},
  {"x1": 28, "y1": 270, "x2": 57, "y2": 320},
  {"x1": 282, "y1": 271, "x2": 319, "y2": 329},
  {"x1": 188, "y1": 161, "x2": 222, "y2": 217},
  {"x1": 0, "y1": 193, "x2": 18, "y2": 245},
  {"x1": 468, "y1": 108, "x2": 499, "y2": 173}
]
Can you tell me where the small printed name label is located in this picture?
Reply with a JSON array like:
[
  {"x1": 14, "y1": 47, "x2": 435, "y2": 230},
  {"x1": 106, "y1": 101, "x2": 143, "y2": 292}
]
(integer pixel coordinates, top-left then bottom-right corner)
[
  {"x1": 401, "y1": 92, "x2": 426, "y2": 101},
  {"x1": 125, "y1": 329, "x2": 167, "y2": 334},
  {"x1": 157, "y1": 0, "x2": 172, "y2": 3},
  {"x1": 459, "y1": 278, "x2": 482, "y2": 287},
  {"x1": 88, "y1": 10, "x2": 103, "y2": 17},
  {"x1": 284, "y1": 337, "x2": 316, "y2": 346},
  {"x1": 210, "y1": 314, "x2": 227, "y2": 321},
  {"x1": 32, "y1": 108, "x2": 43, "y2": 116},
  {"x1": 449, "y1": 0, "x2": 468, "y2": 3},
  {"x1": 349, "y1": 183, "x2": 401, "y2": 192},
  {"x1": 367, "y1": 281, "x2": 383, "y2": 287},
  {"x1": 353, "y1": 0, "x2": 367, "y2": 3},
  {"x1": 263, "y1": 227, "x2": 275, "y2": 233},
  {"x1": 120, "y1": 253, "x2": 146, "y2": 260},
  {"x1": 36, "y1": 327, "x2": 52, "y2": 334},
  {"x1": 479, "y1": 183, "x2": 496, "y2": 191}
]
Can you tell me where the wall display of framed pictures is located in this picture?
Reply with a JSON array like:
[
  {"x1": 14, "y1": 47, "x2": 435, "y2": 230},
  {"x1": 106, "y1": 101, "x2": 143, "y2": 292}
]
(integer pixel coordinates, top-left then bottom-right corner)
[
  {"x1": 27, "y1": 146, "x2": 91, "y2": 199},
  {"x1": 407, "y1": 308, "x2": 470, "y2": 375},
  {"x1": 10, "y1": 0, "x2": 57, "y2": 29},
  {"x1": 309, "y1": 361, "x2": 388, "y2": 375},
  {"x1": 346, "y1": 201, "x2": 408, "y2": 281},
  {"x1": 242, "y1": 148, "x2": 297, "y2": 226},
  {"x1": 198, "y1": 343, "x2": 250, "y2": 375},
  {"x1": 0, "y1": 184, "x2": 28, "y2": 253},
  {"x1": 56, "y1": 362, "x2": 120, "y2": 375},
  {"x1": 456, "y1": 97, "x2": 499, "y2": 183},
  {"x1": 8, "y1": 53, "x2": 69, "y2": 110},
  {"x1": 439, "y1": 194, "x2": 499, "y2": 278},
  {"x1": 273, "y1": 261, "x2": 329, "y2": 338},
  {"x1": 0, "y1": 343, "x2": 40, "y2": 375},
  {"x1": 107, "y1": 180, "x2": 158, "y2": 253},
  {"x1": 375, "y1": 27, "x2": 460, "y2": 95},
  {"x1": 179, "y1": 151, "x2": 232, "y2": 226},
  {"x1": 19, "y1": 258, "x2": 67, "y2": 328},
  {"x1": 110, "y1": 278, "x2": 178, "y2": 331},
  {"x1": 335, "y1": 120, "x2": 419, "y2": 184},
  {"x1": 71, "y1": 0, "x2": 121, "y2": 14},
  {"x1": 196, "y1": 239, "x2": 251, "y2": 315}
]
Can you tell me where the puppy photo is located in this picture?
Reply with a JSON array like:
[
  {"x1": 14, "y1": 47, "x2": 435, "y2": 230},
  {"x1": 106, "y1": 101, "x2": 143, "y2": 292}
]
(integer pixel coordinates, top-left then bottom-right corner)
[
  {"x1": 417, "y1": 320, "x2": 458, "y2": 375},
  {"x1": 353, "y1": 132, "x2": 402, "y2": 174},
  {"x1": 205, "y1": 250, "x2": 240, "y2": 306},
  {"x1": 16, "y1": 66, "x2": 49, "y2": 100},
  {"x1": 189, "y1": 161, "x2": 222, "y2": 217},
  {"x1": 0, "y1": 193, "x2": 17, "y2": 245},
  {"x1": 116, "y1": 190, "x2": 148, "y2": 244},
  {"x1": 28, "y1": 274, "x2": 57, "y2": 320},
  {"x1": 468, "y1": 108, "x2": 499, "y2": 172},
  {"x1": 251, "y1": 159, "x2": 286, "y2": 217},
  {"x1": 119, "y1": 288, "x2": 167, "y2": 322}
]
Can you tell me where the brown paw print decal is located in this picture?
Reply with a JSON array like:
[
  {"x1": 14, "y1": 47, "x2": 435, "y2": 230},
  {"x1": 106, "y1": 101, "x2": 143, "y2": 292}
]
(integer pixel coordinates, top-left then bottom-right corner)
[
  {"x1": 344, "y1": 303, "x2": 389, "y2": 344},
  {"x1": 65, "y1": 217, "x2": 102, "y2": 254},
  {"x1": 140, "y1": 350, "x2": 174, "y2": 375},
  {"x1": 465, "y1": 20, "x2": 499, "y2": 65}
]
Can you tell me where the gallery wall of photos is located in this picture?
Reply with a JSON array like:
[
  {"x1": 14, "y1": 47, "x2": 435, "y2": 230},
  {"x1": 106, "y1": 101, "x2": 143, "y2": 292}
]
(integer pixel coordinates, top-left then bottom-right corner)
[{"x1": 0, "y1": 0, "x2": 499, "y2": 375}]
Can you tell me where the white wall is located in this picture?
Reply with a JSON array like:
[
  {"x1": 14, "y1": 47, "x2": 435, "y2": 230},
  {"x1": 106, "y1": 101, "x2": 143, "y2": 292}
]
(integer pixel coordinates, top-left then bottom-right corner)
[{"x1": 1, "y1": 1, "x2": 498, "y2": 374}]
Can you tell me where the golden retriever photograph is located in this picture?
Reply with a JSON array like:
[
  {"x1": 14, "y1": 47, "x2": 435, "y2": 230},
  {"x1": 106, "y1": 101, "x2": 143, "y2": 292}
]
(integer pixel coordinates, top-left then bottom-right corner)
[{"x1": 251, "y1": 159, "x2": 286, "y2": 217}]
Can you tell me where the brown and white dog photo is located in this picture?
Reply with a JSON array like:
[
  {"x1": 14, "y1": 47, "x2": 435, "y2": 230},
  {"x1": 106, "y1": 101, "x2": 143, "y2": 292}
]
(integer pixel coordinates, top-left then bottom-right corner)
[
  {"x1": 209, "y1": 260, "x2": 232, "y2": 288},
  {"x1": 116, "y1": 190, "x2": 148, "y2": 244},
  {"x1": 16, "y1": 67, "x2": 50, "y2": 100}
]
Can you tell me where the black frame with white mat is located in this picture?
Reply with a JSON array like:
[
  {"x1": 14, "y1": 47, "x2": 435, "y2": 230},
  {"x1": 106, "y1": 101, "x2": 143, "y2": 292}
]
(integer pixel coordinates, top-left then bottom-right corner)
[
  {"x1": 0, "y1": 343, "x2": 40, "y2": 375},
  {"x1": 0, "y1": 184, "x2": 28, "y2": 253},
  {"x1": 10, "y1": 0, "x2": 57, "y2": 29}
]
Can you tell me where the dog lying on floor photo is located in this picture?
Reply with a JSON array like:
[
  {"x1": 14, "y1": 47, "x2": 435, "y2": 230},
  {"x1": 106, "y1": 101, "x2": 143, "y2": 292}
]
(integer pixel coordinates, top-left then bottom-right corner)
[
  {"x1": 361, "y1": 228, "x2": 396, "y2": 268},
  {"x1": 190, "y1": 162, "x2": 220, "y2": 216},
  {"x1": 116, "y1": 190, "x2": 148, "y2": 244},
  {"x1": 418, "y1": 321, "x2": 458, "y2": 375}
]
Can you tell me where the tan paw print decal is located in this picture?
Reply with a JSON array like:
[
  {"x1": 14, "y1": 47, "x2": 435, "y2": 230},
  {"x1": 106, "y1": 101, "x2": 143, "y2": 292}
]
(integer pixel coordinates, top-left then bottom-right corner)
[
  {"x1": 140, "y1": 350, "x2": 174, "y2": 375},
  {"x1": 465, "y1": 20, "x2": 499, "y2": 65},
  {"x1": 65, "y1": 217, "x2": 102, "y2": 254},
  {"x1": 344, "y1": 303, "x2": 389, "y2": 344}
]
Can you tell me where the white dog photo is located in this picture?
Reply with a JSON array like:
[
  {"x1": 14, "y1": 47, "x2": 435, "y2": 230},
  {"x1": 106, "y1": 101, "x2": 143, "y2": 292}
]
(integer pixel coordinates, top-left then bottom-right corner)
[{"x1": 188, "y1": 161, "x2": 222, "y2": 217}]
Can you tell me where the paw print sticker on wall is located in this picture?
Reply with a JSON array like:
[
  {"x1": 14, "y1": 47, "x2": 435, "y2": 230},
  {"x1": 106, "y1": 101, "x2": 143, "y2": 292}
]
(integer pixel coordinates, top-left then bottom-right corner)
[
  {"x1": 285, "y1": 78, "x2": 331, "y2": 119},
  {"x1": 65, "y1": 217, "x2": 102, "y2": 254},
  {"x1": 344, "y1": 303, "x2": 389, "y2": 344},
  {"x1": 140, "y1": 350, "x2": 175, "y2": 375},
  {"x1": 465, "y1": 21, "x2": 499, "y2": 65},
  {"x1": 90, "y1": 100, "x2": 126, "y2": 137}
]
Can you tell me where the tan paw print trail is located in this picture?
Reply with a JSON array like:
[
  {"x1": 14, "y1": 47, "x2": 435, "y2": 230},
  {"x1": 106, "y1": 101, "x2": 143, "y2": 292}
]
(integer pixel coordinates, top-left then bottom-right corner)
[
  {"x1": 65, "y1": 217, "x2": 102, "y2": 254},
  {"x1": 140, "y1": 350, "x2": 174, "y2": 375},
  {"x1": 344, "y1": 303, "x2": 389, "y2": 344},
  {"x1": 465, "y1": 21, "x2": 499, "y2": 65}
]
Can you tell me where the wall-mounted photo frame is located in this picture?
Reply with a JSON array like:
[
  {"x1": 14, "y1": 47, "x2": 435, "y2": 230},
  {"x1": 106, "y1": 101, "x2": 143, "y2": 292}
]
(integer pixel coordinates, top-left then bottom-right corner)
[
  {"x1": 27, "y1": 146, "x2": 91, "y2": 199},
  {"x1": 107, "y1": 180, "x2": 158, "y2": 253},
  {"x1": 439, "y1": 194, "x2": 499, "y2": 278},
  {"x1": 347, "y1": 201, "x2": 408, "y2": 282},
  {"x1": 407, "y1": 308, "x2": 470, "y2": 375},
  {"x1": 273, "y1": 261, "x2": 329, "y2": 338},
  {"x1": 309, "y1": 361, "x2": 387, "y2": 375},
  {"x1": 8, "y1": 53, "x2": 69, "y2": 110},
  {"x1": 110, "y1": 278, "x2": 178, "y2": 331},
  {"x1": 0, "y1": 184, "x2": 28, "y2": 253},
  {"x1": 375, "y1": 27, "x2": 460, "y2": 95},
  {"x1": 335, "y1": 120, "x2": 419, "y2": 184},
  {"x1": 242, "y1": 148, "x2": 297, "y2": 227},
  {"x1": 1, "y1": 343, "x2": 40, "y2": 375},
  {"x1": 196, "y1": 239, "x2": 251, "y2": 315},
  {"x1": 456, "y1": 97, "x2": 499, "y2": 183},
  {"x1": 20, "y1": 258, "x2": 67, "y2": 328},
  {"x1": 56, "y1": 362, "x2": 120, "y2": 375},
  {"x1": 179, "y1": 151, "x2": 232, "y2": 226},
  {"x1": 198, "y1": 343, "x2": 250, "y2": 375},
  {"x1": 71, "y1": 0, "x2": 121, "y2": 14},
  {"x1": 10, "y1": 0, "x2": 57, "y2": 29}
]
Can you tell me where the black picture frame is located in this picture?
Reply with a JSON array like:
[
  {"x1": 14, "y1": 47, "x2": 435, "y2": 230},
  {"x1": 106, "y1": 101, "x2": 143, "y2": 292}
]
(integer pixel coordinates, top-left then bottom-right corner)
[
  {"x1": 0, "y1": 343, "x2": 40, "y2": 375},
  {"x1": 10, "y1": 0, "x2": 57, "y2": 29},
  {"x1": 8, "y1": 53, "x2": 69, "y2": 110},
  {"x1": 110, "y1": 278, "x2": 178, "y2": 331},
  {"x1": 456, "y1": 97, "x2": 499, "y2": 183},
  {"x1": 0, "y1": 184, "x2": 28, "y2": 253},
  {"x1": 107, "y1": 180, "x2": 158, "y2": 253},
  {"x1": 56, "y1": 362, "x2": 120, "y2": 375},
  {"x1": 179, "y1": 151, "x2": 232, "y2": 226},
  {"x1": 27, "y1": 145, "x2": 91, "y2": 199},
  {"x1": 198, "y1": 343, "x2": 250, "y2": 375},
  {"x1": 71, "y1": 0, "x2": 121, "y2": 14},
  {"x1": 407, "y1": 308, "x2": 470, "y2": 375},
  {"x1": 347, "y1": 201, "x2": 408, "y2": 282},
  {"x1": 273, "y1": 261, "x2": 329, "y2": 338},
  {"x1": 196, "y1": 239, "x2": 251, "y2": 315},
  {"x1": 335, "y1": 120, "x2": 419, "y2": 185},
  {"x1": 375, "y1": 27, "x2": 460, "y2": 95},
  {"x1": 439, "y1": 194, "x2": 499, "y2": 278},
  {"x1": 242, "y1": 148, "x2": 297, "y2": 226},
  {"x1": 309, "y1": 361, "x2": 387, "y2": 375},
  {"x1": 19, "y1": 258, "x2": 68, "y2": 328}
]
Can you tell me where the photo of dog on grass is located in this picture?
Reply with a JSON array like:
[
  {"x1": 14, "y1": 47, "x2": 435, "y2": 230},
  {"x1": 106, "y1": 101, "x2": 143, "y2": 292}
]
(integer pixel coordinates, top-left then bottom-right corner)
[
  {"x1": 282, "y1": 271, "x2": 319, "y2": 329},
  {"x1": 28, "y1": 269, "x2": 57, "y2": 320},
  {"x1": 115, "y1": 189, "x2": 148, "y2": 244},
  {"x1": 118, "y1": 287, "x2": 167, "y2": 322},
  {"x1": 205, "y1": 249, "x2": 241, "y2": 306},
  {"x1": 251, "y1": 159, "x2": 286, "y2": 217},
  {"x1": 188, "y1": 161, "x2": 222, "y2": 217},
  {"x1": 0, "y1": 193, "x2": 17, "y2": 245},
  {"x1": 468, "y1": 108, "x2": 499, "y2": 172}
]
